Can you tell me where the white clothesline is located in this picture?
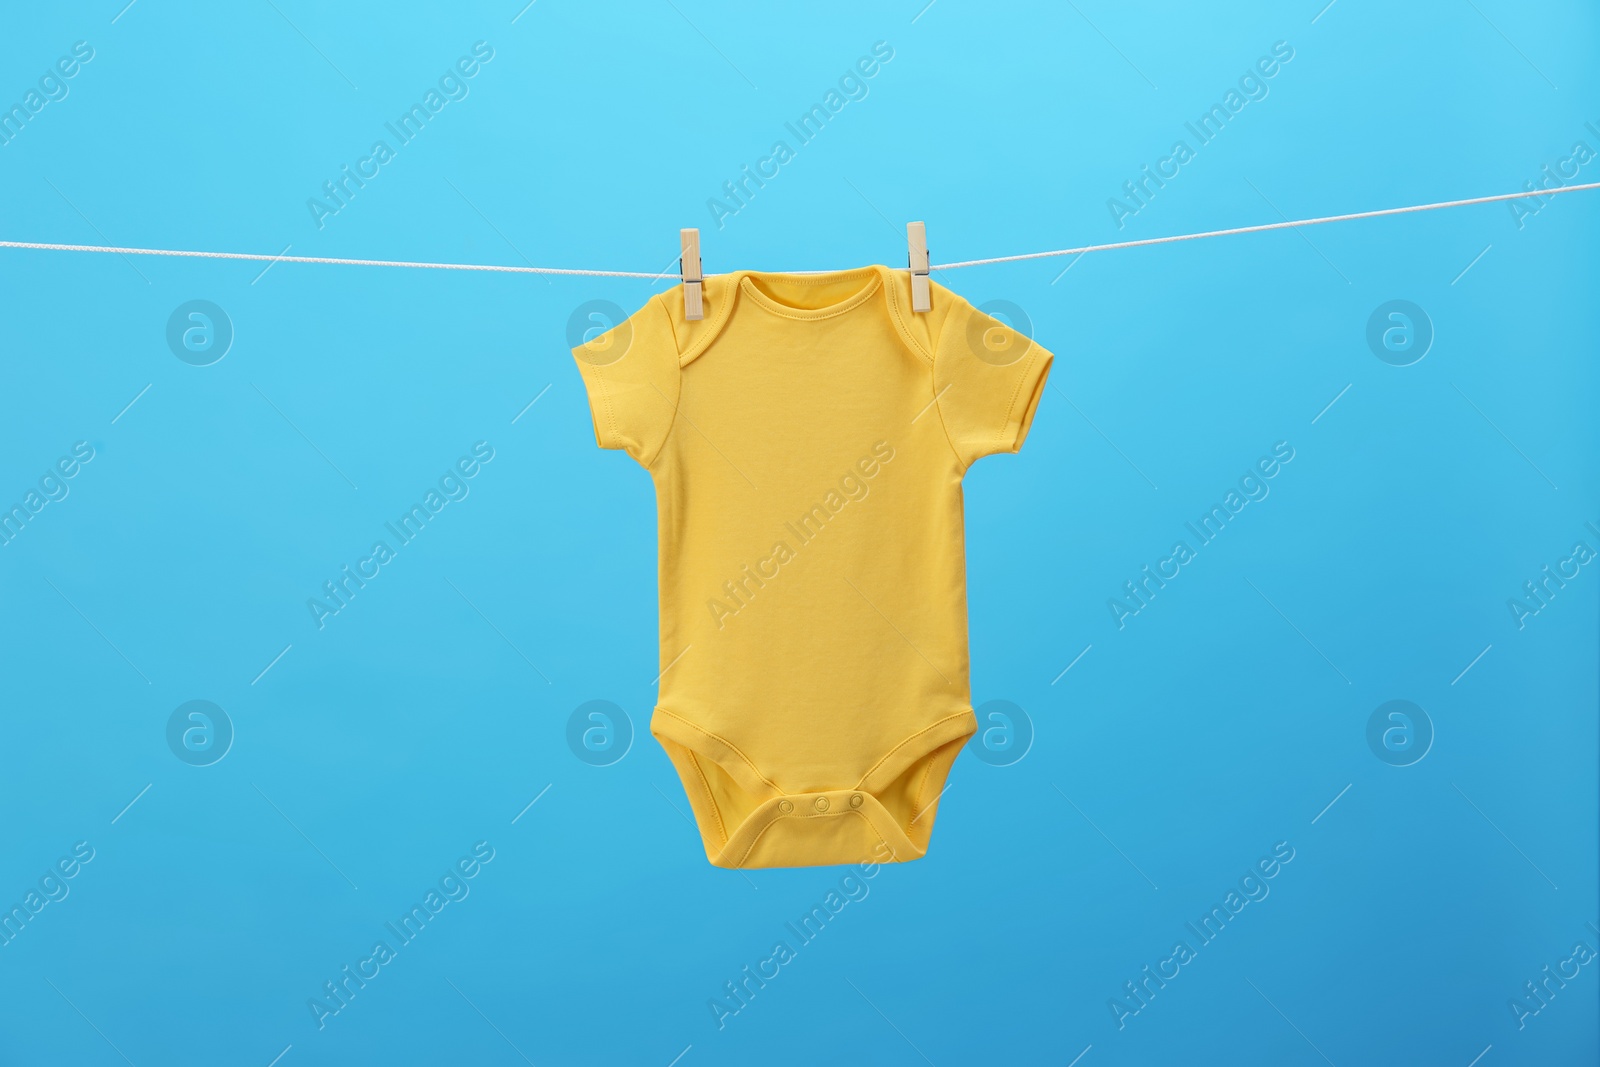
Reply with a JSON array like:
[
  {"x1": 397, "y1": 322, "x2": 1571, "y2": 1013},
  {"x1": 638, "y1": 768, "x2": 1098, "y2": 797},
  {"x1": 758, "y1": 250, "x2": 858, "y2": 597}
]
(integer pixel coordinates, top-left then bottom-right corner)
[
  {"x1": 934, "y1": 180, "x2": 1600, "y2": 269},
  {"x1": 2, "y1": 181, "x2": 1597, "y2": 279}
]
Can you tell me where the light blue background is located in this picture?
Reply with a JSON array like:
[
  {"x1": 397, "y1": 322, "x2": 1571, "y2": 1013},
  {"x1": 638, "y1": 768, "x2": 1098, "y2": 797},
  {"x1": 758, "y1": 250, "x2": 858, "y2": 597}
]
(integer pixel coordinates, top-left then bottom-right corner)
[{"x1": 1, "y1": 1, "x2": 1597, "y2": 1064}]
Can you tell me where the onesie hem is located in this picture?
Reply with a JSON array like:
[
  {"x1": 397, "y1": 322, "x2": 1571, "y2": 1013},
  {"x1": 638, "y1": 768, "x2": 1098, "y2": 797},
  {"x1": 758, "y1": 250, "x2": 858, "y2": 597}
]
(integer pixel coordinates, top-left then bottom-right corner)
[
  {"x1": 651, "y1": 705, "x2": 977, "y2": 870},
  {"x1": 714, "y1": 790, "x2": 921, "y2": 870}
]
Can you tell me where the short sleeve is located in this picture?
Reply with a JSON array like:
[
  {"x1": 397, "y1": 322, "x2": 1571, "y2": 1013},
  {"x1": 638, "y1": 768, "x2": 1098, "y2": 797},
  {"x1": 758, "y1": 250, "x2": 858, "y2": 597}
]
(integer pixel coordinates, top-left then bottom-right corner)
[
  {"x1": 570, "y1": 294, "x2": 682, "y2": 467},
  {"x1": 932, "y1": 296, "x2": 1053, "y2": 469}
]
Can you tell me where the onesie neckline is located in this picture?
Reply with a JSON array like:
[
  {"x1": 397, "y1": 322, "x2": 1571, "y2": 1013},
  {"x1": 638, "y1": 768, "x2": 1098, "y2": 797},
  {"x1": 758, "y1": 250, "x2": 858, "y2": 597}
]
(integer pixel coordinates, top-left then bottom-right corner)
[{"x1": 735, "y1": 265, "x2": 884, "y2": 322}]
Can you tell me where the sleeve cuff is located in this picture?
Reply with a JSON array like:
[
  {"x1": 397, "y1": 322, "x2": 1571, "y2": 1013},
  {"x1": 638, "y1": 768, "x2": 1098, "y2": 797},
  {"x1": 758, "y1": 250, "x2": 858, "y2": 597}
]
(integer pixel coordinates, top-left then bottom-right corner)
[
  {"x1": 999, "y1": 344, "x2": 1053, "y2": 454},
  {"x1": 570, "y1": 345, "x2": 614, "y2": 450}
]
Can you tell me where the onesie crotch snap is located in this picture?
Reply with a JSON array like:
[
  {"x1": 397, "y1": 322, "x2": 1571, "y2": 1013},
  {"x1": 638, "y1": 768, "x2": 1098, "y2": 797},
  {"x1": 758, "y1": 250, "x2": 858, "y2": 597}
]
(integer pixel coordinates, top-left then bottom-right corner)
[
  {"x1": 768, "y1": 790, "x2": 858, "y2": 817},
  {"x1": 704, "y1": 787, "x2": 925, "y2": 870}
]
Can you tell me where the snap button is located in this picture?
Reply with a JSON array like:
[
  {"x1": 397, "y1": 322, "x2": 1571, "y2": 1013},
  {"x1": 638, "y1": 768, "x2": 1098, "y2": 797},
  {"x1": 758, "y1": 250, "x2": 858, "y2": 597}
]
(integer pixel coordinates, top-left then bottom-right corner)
[
  {"x1": 813, "y1": 796, "x2": 829, "y2": 812},
  {"x1": 778, "y1": 799, "x2": 794, "y2": 814},
  {"x1": 849, "y1": 793, "x2": 863, "y2": 809}
]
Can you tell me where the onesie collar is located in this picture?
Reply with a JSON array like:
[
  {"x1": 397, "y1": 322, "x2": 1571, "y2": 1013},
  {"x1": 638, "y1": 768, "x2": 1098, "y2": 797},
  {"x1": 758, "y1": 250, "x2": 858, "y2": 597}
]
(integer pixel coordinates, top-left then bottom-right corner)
[{"x1": 735, "y1": 265, "x2": 884, "y2": 321}]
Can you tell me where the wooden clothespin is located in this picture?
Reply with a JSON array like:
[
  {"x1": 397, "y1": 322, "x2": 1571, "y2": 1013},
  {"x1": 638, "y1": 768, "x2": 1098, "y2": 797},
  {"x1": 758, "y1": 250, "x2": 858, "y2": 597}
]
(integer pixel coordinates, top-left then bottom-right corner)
[
  {"x1": 680, "y1": 228, "x2": 703, "y2": 320},
  {"x1": 907, "y1": 221, "x2": 930, "y2": 313}
]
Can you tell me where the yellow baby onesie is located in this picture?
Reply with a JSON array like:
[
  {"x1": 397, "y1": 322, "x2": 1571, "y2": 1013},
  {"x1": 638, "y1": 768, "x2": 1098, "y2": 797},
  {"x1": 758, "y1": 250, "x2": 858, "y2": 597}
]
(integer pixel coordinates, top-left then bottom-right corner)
[{"x1": 572, "y1": 264, "x2": 1051, "y2": 869}]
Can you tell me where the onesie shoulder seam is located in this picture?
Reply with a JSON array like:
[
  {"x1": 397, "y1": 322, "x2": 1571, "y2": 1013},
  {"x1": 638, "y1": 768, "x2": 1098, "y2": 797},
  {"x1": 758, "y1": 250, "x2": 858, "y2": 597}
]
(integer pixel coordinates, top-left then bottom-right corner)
[
  {"x1": 878, "y1": 269, "x2": 966, "y2": 469},
  {"x1": 925, "y1": 301, "x2": 970, "y2": 474},
  {"x1": 592, "y1": 366, "x2": 621, "y2": 448},
  {"x1": 640, "y1": 293, "x2": 683, "y2": 470},
  {"x1": 879, "y1": 266, "x2": 934, "y2": 365},
  {"x1": 677, "y1": 274, "x2": 740, "y2": 369}
]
